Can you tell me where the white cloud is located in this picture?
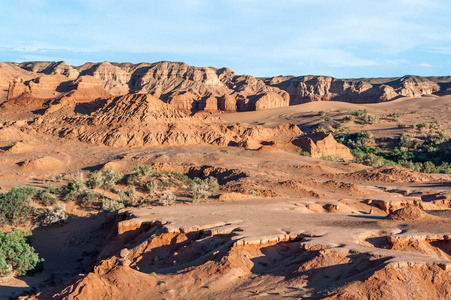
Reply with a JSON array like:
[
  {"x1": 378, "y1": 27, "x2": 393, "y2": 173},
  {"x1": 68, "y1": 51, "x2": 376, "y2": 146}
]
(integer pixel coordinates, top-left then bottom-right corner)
[{"x1": 418, "y1": 63, "x2": 434, "y2": 68}]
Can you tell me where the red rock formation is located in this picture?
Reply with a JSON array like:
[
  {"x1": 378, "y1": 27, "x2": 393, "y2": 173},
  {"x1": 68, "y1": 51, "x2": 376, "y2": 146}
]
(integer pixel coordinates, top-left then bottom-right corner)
[
  {"x1": 31, "y1": 94, "x2": 302, "y2": 149},
  {"x1": 7, "y1": 61, "x2": 290, "y2": 113},
  {"x1": 2, "y1": 61, "x2": 451, "y2": 112},
  {"x1": 265, "y1": 75, "x2": 442, "y2": 104},
  {"x1": 292, "y1": 132, "x2": 353, "y2": 160}
]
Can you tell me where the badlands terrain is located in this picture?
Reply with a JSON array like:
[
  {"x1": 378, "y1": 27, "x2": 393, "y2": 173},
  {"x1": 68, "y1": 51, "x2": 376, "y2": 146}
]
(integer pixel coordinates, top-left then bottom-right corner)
[{"x1": 0, "y1": 61, "x2": 450, "y2": 299}]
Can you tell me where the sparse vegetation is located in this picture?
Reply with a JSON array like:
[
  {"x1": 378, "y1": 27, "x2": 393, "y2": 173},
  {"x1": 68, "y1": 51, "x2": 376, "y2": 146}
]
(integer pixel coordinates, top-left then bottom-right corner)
[
  {"x1": 344, "y1": 115, "x2": 355, "y2": 122},
  {"x1": 300, "y1": 151, "x2": 311, "y2": 157},
  {"x1": 102, "y1": 198, "x2": 125, "y2": 212}
]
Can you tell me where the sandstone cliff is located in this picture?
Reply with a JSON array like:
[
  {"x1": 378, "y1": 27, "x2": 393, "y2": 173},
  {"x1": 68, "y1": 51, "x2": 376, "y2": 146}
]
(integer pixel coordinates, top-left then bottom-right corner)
[
  {"x1": 265, "y1": 75, "x2": 443, "y2": 104},
  {"x1": 4, "y1": 61, "x2": 289, "y2": 113},
  {"x1": 3, "y1": 60, "x2": 450, "y2": 111},
  {"x1": 29, "y1": 94, "x2": 301, "y2": 149},
  {"x1": 292, "y1": 132, "x2": 354, "y2": 160}
]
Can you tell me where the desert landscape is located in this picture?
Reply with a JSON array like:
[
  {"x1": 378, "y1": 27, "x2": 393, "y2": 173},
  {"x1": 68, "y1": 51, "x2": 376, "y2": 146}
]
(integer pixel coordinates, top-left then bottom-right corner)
[{"x1": 0, "y1": 60, "x2": 450, "y2": 299}]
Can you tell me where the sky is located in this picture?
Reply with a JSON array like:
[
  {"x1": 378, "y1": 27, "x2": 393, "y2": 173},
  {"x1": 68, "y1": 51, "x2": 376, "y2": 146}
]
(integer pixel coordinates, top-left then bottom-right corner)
[{"x1": 1, "y1": 0, "x2": 451, "y2": 78}]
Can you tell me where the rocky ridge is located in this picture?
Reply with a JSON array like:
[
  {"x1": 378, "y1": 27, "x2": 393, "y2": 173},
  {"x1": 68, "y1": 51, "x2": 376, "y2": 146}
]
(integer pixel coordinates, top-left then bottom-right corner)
[
  {"x1": 2, "y1": 61, "x2": 451, "y2": 114},
  {"x1": 2, "y1": 61, "x2": 290, "y2": 113},
  {"x1": 264, "y1": 75, "x2": 446, "y2": 104},
  {"x1": 26, "y1": 94, "x2": 308, "y2": 150}
]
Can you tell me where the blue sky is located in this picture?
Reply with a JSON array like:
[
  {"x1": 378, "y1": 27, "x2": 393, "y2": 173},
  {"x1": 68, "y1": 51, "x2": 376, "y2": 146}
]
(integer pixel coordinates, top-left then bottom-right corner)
[{"x1": 1, "y1": 0, "x2": 450, "y2": 78}]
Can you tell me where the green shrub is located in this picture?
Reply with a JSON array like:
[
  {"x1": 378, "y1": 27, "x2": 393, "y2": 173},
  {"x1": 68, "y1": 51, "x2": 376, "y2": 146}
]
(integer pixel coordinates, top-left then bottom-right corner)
[
  {"x1": 102, "y1": 199, "x2": 124, "y2": 212},
  {"x1": 172, "y1": 172, "x2": 194, "y2": 185},
  {"x1": 38, "y1": 191, "x2": 57, "y2": 206},
  {"x1": 127, "y1": 164, "x2": 154, "y2": 184},
  {"x1": 423, "y1": 161, "x2": 438, "y2": 173},
  {"x1": 300, "y1": 151, "x2": 311, "y2": 157},
  {"x1": 159, "y1": 191, "x2": 176, "y2": 206},
  {"x1": 146, "y1": 181, "x2": 159, "y2": 194},
  {"x1": 81, "y1": 191, "x2": 98, "y2": 204},
  {"x1": 0, "y1": 187, "x2": 37, "y2": 226},
  {"x1": 127, "y1": 185, "x2": 137, "y2": 203},
  {"x1": 438, "y1": 162, "x2": 451, "y2": 174},
  {"x1": 133, "y1": 164, "x2": 154, "y2": 177},
  {"x1": 343, "y1": 130, "x2": 374, "y2": 147},
  {"x1": 191, "y1": 177, "x2": 219, "y2": 202},
  {"x1": 0, "y1": 229, "x2": 43, "y2": 277},
  {"x1": 102, "y1": 168, "x2": 123, "y2": 190},
  {"x1": 87, "y1": 171, "x2": 104, "y2": 189},
  {"x1": 344, "y1": 115, "x2": 355, "y2": 122},
  {"x1": 318, "y1": 110, "x2": 326, "y2": 116},
  {"x1": 353, "y1": 153, "x2": 385, "y2": 167},
  {"x1": 45, "y1": 185, "x2": 59, "y2": 194},
  {"x1": 361, "y1": 114, "x2": 379, "y2": 124},
  {"x1": 38, "y1": 204, "x2": 68, "y2": 227},
  {"x1": 351, "y1": 110, "x2": 365, "y2": 117}
]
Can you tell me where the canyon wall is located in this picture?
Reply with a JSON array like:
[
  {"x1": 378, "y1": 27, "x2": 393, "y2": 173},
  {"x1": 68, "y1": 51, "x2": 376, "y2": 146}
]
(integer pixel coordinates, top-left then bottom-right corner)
[
  {"x1": 2, "y1": 61, "x2": 289, "y2": 113},
  {"x1": 2, "y1": 61, "x2": 451, "y2": 112},
  {"x1": 264, "y1": 75, "x2": 445, "y2": 105}
]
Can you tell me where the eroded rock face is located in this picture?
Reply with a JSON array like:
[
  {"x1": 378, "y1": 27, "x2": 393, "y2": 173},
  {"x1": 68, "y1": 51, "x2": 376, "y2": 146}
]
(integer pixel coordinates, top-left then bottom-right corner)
[
  {"x1": 292, "y1": 132, "x2": 353, "y2": 160},
  {"x1": 21, "y1": 203, "x2": 451, "y2": 300},
  {"x1": 18, "y1": 61, "x2": 79, "y2": 79},
  {"x1": 30, "y1": 94, "x2": 302, "y2": 149},
  {"x1": 4, "y1": 61, "x2": 289, "y2": 113},
  {"x1": 265, "y1": 75, "x2": 442, "y2": 104},
  {"x1": 4, "y1": 61, "x2": 450, "y2": 112}
]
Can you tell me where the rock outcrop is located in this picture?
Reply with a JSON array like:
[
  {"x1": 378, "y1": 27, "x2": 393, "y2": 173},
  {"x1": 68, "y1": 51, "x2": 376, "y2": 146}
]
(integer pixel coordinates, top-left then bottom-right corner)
[
  {"x1": 3, "y1": 61, "x2": 290, "y2": 113},
  {"x1": 3, "y1": 60, "x2": 450, "y2": 111},
  {"x1": 30, "y1": 94, "x2": 301, "y2": 149},
  {"x1": 265, "y1": 75, "x2": 442, "y2": 104},
  {"x1": 292, "y1": 132, "x2": 353, "y2": 160}
]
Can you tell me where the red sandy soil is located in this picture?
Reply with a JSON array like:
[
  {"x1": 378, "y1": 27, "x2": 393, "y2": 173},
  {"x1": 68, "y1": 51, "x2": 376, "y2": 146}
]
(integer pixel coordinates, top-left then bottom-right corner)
[{"x1": 0, "y1": 92, "x2": 450, "y2": 299}]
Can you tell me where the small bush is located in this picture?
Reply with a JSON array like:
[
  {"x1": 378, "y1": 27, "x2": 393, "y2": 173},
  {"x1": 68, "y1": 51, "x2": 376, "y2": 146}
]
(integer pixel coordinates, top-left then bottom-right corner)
[
  {"x1": 318, "y1": 110, "x2": 326, "y2": 116},
  {"x1": 172, "y1": 172, "x2": 194, "y2": 185},
  {"x1": 117, "y1": 189, "x2": 128, "y2": 203},
  {"x1": 146, "y1": 181, "x2": 159, "y2": 194},
  {"x1": 87, "y1": 171, "x2": 104, "y2": 189},
  {"x1": 0, "y1": 229, "x2": 43, "y2": 277},
  {"x1": 300, "y1": 151, "x2": 311, "y2": 157},
  {"x1": 423, "y1": 161, "x2": 439, "y2": 173},
  {"x1": 127, "y1": 164, "x2": 154, "y2": 184},
  {"x1": 39, "y1": 203, "x2": 68, "y2": 227},
  {"x1": 81, "y1": 191, "x2": 99, "y2": 204},
  {"x1": 351, "y1": 110, "x2": 365, "y2": 117},
  {"x1": 0, "y1": 187, "x2": 37, "y2": 226},
  {"x1": 344, "y1": 115, "x2": 355, "y2": 122},
  {"x1": 191, "y1": 177, "x2": 219, "y2": 202},
  {"x1": 127, "y1": 185, "x2": 137, "y2": 203},
  {"x1": 361, "y1": 113, "x2": 379, "y2": 124},
  {"x1": 344, "y1": 130, "x2": 375, "y2": 147},
  {"x1": 69, "y1": 172, "x2": 89, "y2": 194},
  {"x1": 159, "y1": 191, "x2": 176, "y2": 206},
  {"x1": 191, "y1": 181, "x2": 210, "y2": 202},
  {"x1": 38, "y1": 191, "x2": 57, "y2": 206},
  {"x1": 102, "y1": 168, "x2": 123, "y2": 190},
  {"x1": 102, "y1": 199, "x2": 124, "y2": 212}
]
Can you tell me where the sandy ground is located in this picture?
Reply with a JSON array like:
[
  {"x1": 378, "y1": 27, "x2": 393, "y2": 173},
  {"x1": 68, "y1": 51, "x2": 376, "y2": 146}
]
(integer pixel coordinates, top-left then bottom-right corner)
[{"x1": 219, "y1": 95, "x2": 451, "y2": 138}]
